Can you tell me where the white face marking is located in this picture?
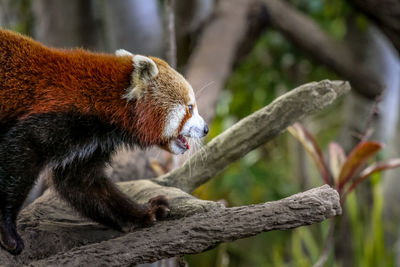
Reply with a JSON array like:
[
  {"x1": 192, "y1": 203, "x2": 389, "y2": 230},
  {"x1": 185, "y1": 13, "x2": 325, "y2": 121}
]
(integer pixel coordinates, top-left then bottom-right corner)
[
  {"x1": 163, "y1": 105, "x2": 186, "y2": 138},
  {"x1": 186, "y1": 82, "x2": 196, "y2": 104},
  {"x1": 180, "y1": 107, "x2": 207, "y2": 138},
  {"x1": 180, "y1": 81, "x2": 207, "y2": 138}
]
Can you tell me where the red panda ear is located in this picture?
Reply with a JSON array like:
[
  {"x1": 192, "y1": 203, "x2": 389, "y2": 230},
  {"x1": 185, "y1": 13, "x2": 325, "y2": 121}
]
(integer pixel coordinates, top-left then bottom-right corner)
[
  {"x1": 132, "y1": 55, "x2": 159, "y2": 81},
  {"x1": 123, "y1": 55, "x2": 159, "y2": 100},
  {"x1": 115, "y1": 49, "x2": 133, "y2": 57}
]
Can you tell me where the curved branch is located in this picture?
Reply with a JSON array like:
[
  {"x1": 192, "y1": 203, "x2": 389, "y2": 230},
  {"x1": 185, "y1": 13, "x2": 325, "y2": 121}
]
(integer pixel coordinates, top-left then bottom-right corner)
[
  {"x1": 156, "y1": 80, "x2": 350, "y2": 192},
  {"x1": 27, "y1": 185, "x2": 341, "y2": 267}
]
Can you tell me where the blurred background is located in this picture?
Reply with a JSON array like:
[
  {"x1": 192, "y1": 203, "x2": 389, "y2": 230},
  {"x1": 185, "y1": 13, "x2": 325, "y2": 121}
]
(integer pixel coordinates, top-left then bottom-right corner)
[{"x1": 1, "y1": 0, "x2": 400, "y2": 266}]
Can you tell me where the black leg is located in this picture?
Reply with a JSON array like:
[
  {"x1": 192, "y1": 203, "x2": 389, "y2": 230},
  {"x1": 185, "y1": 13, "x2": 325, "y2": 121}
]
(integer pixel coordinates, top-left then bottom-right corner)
[
  {"x1": 52, "y1": 154, "x2": 169, "y2": 231},
  {"x1": 0, "y1": 127, "x2": 43, "y2": 254}
]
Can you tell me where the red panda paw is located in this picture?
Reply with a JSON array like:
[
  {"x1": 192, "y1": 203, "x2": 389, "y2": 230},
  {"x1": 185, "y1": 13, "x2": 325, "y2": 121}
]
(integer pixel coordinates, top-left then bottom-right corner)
[
  {"x1": 147, "y1": 195, "x2": 170, "y2": 220},
  {"x1": 140, "y1": 195, "x2": 170, "y2": 227},
  {"x1": 122, "y1": 196, "x2": 170, "y2": 231}
]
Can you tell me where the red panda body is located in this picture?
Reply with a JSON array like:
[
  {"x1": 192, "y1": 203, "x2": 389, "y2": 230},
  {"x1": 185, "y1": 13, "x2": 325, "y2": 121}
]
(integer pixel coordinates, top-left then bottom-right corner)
[
  {"x1": 0, "y1": 29, "x2": 166, "y2": 146},
  {"x1": 0, "y1": 31, "x2": 127, "y2": 119},
  {"x1": 0, "y1": 29, "x2": 208, "y2": 254}
]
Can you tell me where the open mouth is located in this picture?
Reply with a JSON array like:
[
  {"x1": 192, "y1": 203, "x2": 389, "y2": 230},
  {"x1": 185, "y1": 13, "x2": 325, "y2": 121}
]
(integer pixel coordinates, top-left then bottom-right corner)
[{"x1": 175, "y1": 134, "x2": 189, "y2": 151}]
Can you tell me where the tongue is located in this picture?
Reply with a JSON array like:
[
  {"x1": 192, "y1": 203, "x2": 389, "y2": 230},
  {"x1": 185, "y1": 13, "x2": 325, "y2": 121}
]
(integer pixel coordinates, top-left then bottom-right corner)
[{"x1": 177, "y1": 135, "x2": 189, "y2": 150}]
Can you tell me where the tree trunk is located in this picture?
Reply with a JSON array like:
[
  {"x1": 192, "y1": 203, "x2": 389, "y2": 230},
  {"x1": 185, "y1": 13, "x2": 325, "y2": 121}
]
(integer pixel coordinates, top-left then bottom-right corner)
[
  {"x1": 32, "y1": 0, "x2": 104, "y2": 50},
  {"x1": 102, "y1": 0, "x2": 164, "y2": 56}
]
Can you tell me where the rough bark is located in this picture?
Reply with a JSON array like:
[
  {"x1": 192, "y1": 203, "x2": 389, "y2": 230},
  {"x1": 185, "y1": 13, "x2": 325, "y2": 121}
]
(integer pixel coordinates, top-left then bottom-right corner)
[
  {"x1": 27, "y1": 185, "x2": 340, "y2": 267},
  {"x1": 156, "y1": 80, "x2": 351, "y2": 192},
  {"x1": 261, "y1": 0, "x2": 383, "y2": 99}
]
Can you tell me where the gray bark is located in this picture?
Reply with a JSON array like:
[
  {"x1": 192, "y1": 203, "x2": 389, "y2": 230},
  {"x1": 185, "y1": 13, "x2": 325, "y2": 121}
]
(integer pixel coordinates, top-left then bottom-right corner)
[
  {"x1": 25, "y1": 185, "x2": 341, "y2": 266},
  {"x1": 28, "y1": 185, "x2": 340, "y2": 267}
]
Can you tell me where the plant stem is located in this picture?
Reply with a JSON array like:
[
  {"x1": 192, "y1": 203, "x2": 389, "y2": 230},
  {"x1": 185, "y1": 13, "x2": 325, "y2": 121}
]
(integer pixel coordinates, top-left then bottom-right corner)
[{"x1": 313, "y1": 218, "x2": 336, "y2": 267}]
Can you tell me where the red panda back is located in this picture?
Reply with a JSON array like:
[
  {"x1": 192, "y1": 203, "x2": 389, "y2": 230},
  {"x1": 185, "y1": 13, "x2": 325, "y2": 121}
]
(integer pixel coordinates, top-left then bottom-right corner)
[{"x1": 0, "y1": 29, "x2": 133, "y2": 124}]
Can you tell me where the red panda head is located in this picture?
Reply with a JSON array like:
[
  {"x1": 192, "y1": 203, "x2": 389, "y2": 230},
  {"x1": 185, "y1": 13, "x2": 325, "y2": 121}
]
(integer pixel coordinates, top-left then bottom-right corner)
[{"x1": 116, "y1": 49, "x2": 208, "y2": 154}]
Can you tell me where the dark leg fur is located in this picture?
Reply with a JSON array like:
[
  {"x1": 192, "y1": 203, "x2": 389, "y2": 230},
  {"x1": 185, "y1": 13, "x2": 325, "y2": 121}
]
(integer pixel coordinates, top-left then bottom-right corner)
[
  {"x1": 52, "y1": 154, "x2": 169, "y2": 230},
  {"x1": 0, "y1": 113, "x2": 169, "y2": 254},
  {"x1": 0, "y1": 125, "x2": 43, "y2": 254}
]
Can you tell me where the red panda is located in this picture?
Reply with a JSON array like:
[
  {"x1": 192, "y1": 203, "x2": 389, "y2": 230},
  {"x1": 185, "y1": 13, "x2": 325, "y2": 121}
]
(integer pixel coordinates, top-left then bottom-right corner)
[{"x1": 0, "y1": 29, "x2": 208, "y2": 255}]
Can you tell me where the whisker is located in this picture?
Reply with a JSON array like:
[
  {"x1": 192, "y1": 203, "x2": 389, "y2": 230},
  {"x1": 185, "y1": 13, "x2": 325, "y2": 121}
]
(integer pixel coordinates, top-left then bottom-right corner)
[
  {"x1": 188, "y1": 152, "x2": 192, "y2": 178},
  {"x1": 195, "y1": 81, "x2": 215, "y2": 99}
]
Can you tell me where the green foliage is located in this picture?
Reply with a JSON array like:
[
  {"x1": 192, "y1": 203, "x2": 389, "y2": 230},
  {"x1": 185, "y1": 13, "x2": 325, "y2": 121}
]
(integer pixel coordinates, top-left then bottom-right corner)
[
  {"x1": 186, "y1": 0, "x2": 397, "y2": 265},
  {"x1": 346, "y1": 173, "x2": 393, "y2": 267},
  {"x1": 187, "y1": 28, "x2": 339, "y2": 265}
]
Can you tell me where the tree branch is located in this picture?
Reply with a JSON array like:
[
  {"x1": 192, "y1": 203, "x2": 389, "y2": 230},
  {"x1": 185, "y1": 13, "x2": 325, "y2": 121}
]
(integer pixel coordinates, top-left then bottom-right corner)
[
  {"x1": 156, "y1": 80, "x2": 350, "y2": 192},
  {"x1": 27, "y1": 185, "x2": 341, "y2": 267}
]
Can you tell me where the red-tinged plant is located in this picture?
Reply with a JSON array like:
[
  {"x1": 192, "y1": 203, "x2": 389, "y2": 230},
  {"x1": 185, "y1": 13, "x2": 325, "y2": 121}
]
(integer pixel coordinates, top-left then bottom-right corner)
[
  {"x1": 288, "y1": 122, "x2": 400, "y2": 267},
  {"x1": 288, "y1": 123, "x2": 400, "y2": 204}
]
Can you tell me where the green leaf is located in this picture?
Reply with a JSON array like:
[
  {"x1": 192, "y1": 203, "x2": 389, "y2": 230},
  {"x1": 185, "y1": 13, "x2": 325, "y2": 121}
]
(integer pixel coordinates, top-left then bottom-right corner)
[
  {"x1": 329, "y1": 142, "x2": 346, "y2": 186},
  {"x1": 288, "y1": 123, "x2": 331, "y2": 184},
  {"x1": 338, "y1": 141, "x2": 382, "y2": 192},
  {"x1": 342, "y1": 158, "x2": 400, "y2": 199}
]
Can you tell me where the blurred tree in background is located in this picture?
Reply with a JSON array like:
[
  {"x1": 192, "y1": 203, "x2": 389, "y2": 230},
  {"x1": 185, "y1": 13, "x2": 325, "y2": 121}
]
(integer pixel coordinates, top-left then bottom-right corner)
[{"x1": 1, "y1": 0, "x2": 400, "y2": 266}]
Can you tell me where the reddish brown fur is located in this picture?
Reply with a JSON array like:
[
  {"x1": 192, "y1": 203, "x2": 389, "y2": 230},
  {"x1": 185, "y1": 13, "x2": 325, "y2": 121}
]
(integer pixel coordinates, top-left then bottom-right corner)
[
  {"x1": 0, "y1": 29, "x2": 173, "y2": 146},
  {"x1": 177, "y1": 106, "x2": 193, "y2": 133}
]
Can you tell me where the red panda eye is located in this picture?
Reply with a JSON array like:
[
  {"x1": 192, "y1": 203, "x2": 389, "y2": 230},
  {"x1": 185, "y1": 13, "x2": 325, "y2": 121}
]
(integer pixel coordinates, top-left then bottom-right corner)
[{"x1": 188, "y1": 105, "x2": 193, "y2": 114}]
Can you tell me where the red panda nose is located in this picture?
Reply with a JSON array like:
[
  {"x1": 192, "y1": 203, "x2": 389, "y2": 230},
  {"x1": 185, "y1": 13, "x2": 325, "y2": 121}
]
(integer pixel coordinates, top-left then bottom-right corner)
[{"x1": 203, "y1": 125, "x2": 209, "y2": 135}]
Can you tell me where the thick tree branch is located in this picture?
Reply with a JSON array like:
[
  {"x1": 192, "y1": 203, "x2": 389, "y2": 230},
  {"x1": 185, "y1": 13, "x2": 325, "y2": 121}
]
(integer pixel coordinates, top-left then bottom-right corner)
[
  {"x1": 27, "y1": 185, "x2": 340, "y2": 267},
  {"x1": 261, "y1": 0, "x2": 383, "y2": 99},
  {"x1": 156, "y1": 80, "x2": 350, "y2": 192}
]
